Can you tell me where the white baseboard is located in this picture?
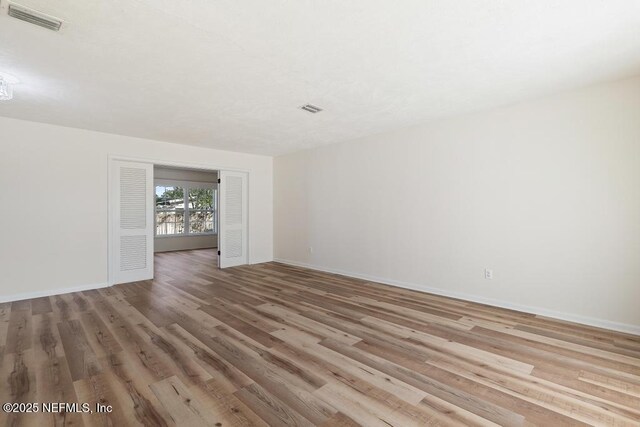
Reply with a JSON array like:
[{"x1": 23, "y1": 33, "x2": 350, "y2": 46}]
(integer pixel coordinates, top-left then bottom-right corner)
[
  {"x1": 273, "y1": 258, "x2": 640, "y2": 336},
  {"x1": 0, "y1": 282, "x2": 111, "y2": 304}
]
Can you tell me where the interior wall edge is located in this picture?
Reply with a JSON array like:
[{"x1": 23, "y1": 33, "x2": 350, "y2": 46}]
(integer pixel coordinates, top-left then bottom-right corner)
[{"x1": 273, "y1": 258, "x2": 640, "y2": 335}]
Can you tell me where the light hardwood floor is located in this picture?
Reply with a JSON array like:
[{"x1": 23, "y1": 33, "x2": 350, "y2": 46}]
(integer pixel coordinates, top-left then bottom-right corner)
[{"x1": 1, "y1": 249, "x2": 640, "y2": 426}]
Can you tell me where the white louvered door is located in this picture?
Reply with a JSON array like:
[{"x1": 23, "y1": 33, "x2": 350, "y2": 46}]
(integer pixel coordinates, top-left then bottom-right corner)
[
  {"x1": 218, "y1": 171, "x2": 248, "y2": 268},
  {"x1": 111, "y1": 160, "x2": 154, "y2": 284}
]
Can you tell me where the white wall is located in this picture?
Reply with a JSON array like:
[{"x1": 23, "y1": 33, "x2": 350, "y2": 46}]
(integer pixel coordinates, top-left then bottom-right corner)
[
  {"x1": 0, "y1": 117, "x2": 273, "y2": 300},
  {"x1": 274, "y1": 76, "x2": 640, "y2": 332},
  {"x1": 154, "y1": 166, "x2": 218, "y2": 253},
  {"x1": 154, "y1": 235, "x2": 217, "y2": 253},
  {"x1": 154, "y1": 166, "x2": 218, "y2": 184}
]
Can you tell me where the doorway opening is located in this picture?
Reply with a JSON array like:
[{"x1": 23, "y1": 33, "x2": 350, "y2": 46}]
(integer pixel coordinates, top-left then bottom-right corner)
[
  {"x1": 109, "y1": 158, "x2": 249, "y2": 286},
  {"x1": 153, "y1": 165, "x2": 219, "y2": 254}
]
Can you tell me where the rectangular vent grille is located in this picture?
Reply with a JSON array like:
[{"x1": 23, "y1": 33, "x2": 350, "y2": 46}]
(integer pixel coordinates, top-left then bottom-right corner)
[
  {"x1": 300, "y1": 104, "x2": 323, "y2": 113},
  {"x1": 8, "y1": 4, "x2": 62, "y2": 31},
  {"x1": 225, "y1": 176, "x2": 243, "y2": 226},
  {"x1": 226, "y1": 229, "x2": 243, "y2": 258},
  {"x1": 120, "y1": 235, "x2": 147, "y2": 271},
  {"x1": 120, "y1": 167, "x2": 147, "y2": 229}
]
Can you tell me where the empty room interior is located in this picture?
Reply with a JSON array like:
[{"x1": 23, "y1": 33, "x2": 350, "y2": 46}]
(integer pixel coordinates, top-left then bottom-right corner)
[{"x1": 1, "y1": 1, "x2": 640, "y2": 426}]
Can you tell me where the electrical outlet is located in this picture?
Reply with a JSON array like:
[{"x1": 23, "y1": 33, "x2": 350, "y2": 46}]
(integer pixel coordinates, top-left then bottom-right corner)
[{"x1": 484, "y1": 269, "x2": 493, "y2": 280}]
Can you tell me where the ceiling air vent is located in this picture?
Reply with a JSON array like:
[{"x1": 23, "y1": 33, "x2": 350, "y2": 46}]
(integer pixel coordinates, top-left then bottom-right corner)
[
  {"x1": 7, "y1": 3, "x2": 62, "y2": 31},
  {"x1": 300, "y1": 104, "x2": 323, "y2": 114}
]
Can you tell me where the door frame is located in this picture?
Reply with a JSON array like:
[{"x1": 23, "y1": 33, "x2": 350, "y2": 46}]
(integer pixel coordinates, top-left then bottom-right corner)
[{"x1": 108, "y1": 155, "x2": 250, "y2": 285}]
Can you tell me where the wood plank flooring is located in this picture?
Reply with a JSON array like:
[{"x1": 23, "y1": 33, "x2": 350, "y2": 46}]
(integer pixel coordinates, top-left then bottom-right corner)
[{"x1": 1, "y1": 249, "x2": 639, "y2": 426}]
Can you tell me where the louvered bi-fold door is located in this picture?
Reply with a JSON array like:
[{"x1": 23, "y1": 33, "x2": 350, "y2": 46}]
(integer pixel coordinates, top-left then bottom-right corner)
[
  {"x1": 111, "y1": 160, "x2": 154, "y2": 284},
  {"x1": 218, "y1": 171, "x2": 248, "y2": 268}
]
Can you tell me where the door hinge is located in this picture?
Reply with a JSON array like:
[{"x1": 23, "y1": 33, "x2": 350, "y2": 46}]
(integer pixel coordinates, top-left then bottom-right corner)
[
  {"x1": 218, "y1": 250, "x2": 221, "y2": 256},
  {"x1": 217, "y1": 178, "x2": 221, "y2": 184}
]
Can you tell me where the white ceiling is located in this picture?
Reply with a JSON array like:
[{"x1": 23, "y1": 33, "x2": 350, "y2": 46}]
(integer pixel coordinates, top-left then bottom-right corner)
[{"x1": 1, "y1": 1, "x2": 639, "y2": 156}]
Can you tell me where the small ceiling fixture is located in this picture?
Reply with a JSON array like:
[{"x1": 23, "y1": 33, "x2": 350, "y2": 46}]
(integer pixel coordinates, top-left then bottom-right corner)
[
  {"x1": 7, "y1": 3, "x2": 62, "y2": 31},
  {"x1": 300, "y1": 104, "x2": 323, "y2": 114},
  {"x1": 0, "y1": 77, "x2": 13, "y2": 101}
]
